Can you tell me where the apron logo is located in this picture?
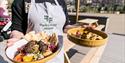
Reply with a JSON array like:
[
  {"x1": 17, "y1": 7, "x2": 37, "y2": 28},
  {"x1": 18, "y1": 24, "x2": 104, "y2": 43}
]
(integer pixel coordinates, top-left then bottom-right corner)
[{"x1": 44, "y1": 15, "x2": 53, "y2": 23}]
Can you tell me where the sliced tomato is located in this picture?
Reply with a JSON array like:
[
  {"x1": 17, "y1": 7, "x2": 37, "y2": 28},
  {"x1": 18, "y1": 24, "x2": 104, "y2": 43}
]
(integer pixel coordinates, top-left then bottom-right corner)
[{"x1": 14, "y1": 53, "x2": 24, "y2": 62}]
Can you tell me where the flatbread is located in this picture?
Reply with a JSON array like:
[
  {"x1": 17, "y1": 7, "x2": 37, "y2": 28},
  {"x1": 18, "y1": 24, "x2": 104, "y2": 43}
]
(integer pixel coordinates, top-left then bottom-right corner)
[
  {"x1": 24, "y1": 31, "x2": 38, "y2": 41},
  {"x1": 24, "y1": 31, "x2": 58, "y2": 46}
]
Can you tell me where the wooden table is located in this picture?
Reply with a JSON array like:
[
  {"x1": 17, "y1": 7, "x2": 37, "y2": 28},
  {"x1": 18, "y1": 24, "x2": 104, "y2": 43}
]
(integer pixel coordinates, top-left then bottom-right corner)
[
  {"x1": 78, "y1": 19, "x2": 98, "y2": 25},
  {"x1": 64, "y1": 34, "x2": 75, "y2": 63},
  {"x1": 64, "y1": 33, "x2": 107, "y2": 63}
]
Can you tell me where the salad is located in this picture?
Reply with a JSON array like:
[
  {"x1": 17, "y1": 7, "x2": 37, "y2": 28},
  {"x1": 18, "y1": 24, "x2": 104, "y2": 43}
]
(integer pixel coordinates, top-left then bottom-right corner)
[
  {"x1": 13, "y1": 32, "x2": 58, "y2": 62},
  {"x1": 71, "y1": 28, "x2": 103, "y2": 40}
]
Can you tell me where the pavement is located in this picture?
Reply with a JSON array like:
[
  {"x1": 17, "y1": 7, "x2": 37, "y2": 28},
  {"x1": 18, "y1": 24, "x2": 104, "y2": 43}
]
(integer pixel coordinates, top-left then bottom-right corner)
[
  {"x1": 68, "y1": 13, "x2": 125, "y2": 63},
  {"x1": 99, "y1": 33, "x2": 125, "y2": 63}
]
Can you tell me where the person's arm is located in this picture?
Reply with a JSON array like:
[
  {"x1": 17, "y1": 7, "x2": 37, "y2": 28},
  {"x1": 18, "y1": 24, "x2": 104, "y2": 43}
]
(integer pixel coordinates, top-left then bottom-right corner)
[
  {"x1": 57, "y1": 0, "x2": 70, "y2": 30},
  {"x1": 11, "y1": 0, "x2": 27, "y2": 34},
  {"x1": 7, "y1": 0, "x2": 26, "y2": 46},
  {"x1": 58, "y1": 0, "x2": 73, "y2": 33}
]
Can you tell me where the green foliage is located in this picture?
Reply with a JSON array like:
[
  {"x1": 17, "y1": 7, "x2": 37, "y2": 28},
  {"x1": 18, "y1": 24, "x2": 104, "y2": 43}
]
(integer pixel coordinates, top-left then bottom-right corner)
[
  {"x1": 68, "y1": 2, "x2": 125, "y2": 14},
  {"x1": 123, "y1": 5, "x2": 125, "y2": 11},
  {"x1": 120, "y1": 5, "x2": 125, "y2": 13},
  {"x1": 80, "y1": 6, "x2": 87, "y2": 12},
  {"x1": 98, "y1": 7, "x2": 101, "y2": 12}
]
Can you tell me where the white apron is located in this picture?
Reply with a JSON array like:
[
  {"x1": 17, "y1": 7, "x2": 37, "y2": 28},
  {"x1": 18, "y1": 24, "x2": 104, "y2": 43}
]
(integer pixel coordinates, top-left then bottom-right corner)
[
  {"x1": 27, "y1": 0, "x2": 66, "y2": 35},
  {"x1": 27, "y1": 0, "x2": 66, "y2": 63}
]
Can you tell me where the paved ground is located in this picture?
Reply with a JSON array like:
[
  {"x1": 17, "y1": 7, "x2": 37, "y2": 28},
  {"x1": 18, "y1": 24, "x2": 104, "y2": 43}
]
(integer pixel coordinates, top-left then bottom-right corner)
[
  {"x1": 68, "y1": 13, "x2": 125, "y2": 63},
  {"x1": 99, "y1": 33, "x2": 125, "y2": 63}
]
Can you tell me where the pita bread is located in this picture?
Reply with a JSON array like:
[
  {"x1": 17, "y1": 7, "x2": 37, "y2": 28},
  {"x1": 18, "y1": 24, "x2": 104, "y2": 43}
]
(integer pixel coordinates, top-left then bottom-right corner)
[
  {"x1": 24, "y1": 31, "x2": 58, "y2": 46},
  {"x1": 24, "y1": 31, "x2": 38, "y2": 41},
  {"x1": 36, "y1": 31, "x2": 48, "y2": 41}
]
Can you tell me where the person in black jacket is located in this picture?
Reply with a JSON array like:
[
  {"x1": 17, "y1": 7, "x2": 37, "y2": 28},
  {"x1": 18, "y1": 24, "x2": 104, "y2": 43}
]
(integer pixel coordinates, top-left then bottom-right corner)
[
  {"x1": 7, "y1": 0, "x2": 70, "y2": 63},
  {"x1": 7, "y1": 0, "x2": 70, "y2": 46}
]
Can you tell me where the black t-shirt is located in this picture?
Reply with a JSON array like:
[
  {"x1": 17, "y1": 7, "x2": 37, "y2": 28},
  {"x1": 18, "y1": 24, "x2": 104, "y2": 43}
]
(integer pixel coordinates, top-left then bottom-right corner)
[{"x1": 11, "y1": 0, "x2": 69, "y2": 34}]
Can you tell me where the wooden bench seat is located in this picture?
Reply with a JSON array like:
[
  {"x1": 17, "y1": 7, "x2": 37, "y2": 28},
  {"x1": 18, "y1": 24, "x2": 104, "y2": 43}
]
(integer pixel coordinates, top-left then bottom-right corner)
[{"x1": 95, "y1": 25, "x2": 105, "y2": 31}]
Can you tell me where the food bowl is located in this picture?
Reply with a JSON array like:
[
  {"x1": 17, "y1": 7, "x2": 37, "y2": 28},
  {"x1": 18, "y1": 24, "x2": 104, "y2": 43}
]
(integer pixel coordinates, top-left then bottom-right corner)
[
  {"x1": 6, "y1": 39, "x2": 62, "y2": 63},
  {"x1": 67, "y1": 28, "x2": 108, "y2": 47},
  {"x1": 5, "y1": 32, "x2": 62, "y2": 63}
]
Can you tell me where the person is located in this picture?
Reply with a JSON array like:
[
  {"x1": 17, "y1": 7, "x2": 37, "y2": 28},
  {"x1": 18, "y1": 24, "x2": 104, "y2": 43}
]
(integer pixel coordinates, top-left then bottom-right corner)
[
  {"x1": 0, "y1": 0, "x2": 11, "y2": 39},
  {"x1": 7, "y1": 0, "x2": 70, "y2": 63},
  {"x1": 7, "y1": 0, "x2": 69, "y2": 44},
  {"x1": 0, "y1": 0, "x2": 8, "y2": 16},
  {"x1": 0, "y1": 0, "x2": 9, "y2": 27}
]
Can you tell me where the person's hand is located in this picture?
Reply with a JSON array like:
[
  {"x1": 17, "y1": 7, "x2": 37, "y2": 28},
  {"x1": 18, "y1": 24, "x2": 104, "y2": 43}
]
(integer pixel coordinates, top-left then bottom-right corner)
[{"x1": 7, "y1": 30, "x2": 24, "y2": 47}]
